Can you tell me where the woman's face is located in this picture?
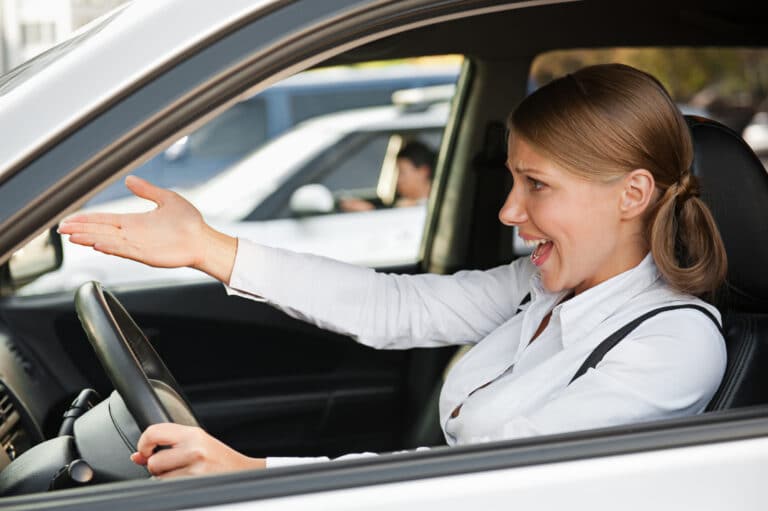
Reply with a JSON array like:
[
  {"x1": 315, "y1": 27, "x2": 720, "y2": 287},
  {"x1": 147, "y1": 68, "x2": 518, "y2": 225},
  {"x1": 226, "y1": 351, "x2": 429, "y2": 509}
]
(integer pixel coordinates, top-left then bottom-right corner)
[{"x1": 500, "y1": 133, "x2": 641, "y2": 295}]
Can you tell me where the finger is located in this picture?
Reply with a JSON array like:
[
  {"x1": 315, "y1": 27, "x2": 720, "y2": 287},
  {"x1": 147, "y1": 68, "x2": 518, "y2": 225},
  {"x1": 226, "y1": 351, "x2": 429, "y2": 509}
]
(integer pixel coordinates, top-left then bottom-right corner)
[
  {"x1": 67, "y1": 232, "x2": 124, "y2": 249},
  {"x1": 67, "y1": 233, "x2": 110, "y2": 247},
  {"x1": 145, "y1": 445, "x2": 201, "y2": 477},
  {"x1": 125, "y1": 175, "x2": 173, "y2": 206},
  {"x1": 131, "y1": 452, "x2": 148, "y2": 466},
  {"x1": 60, "y1": 212, "x2": 125, "y2": 228},
  {"x1": 67, "y1": 233, "x2": 152, "y2": 265},
  {"x1": 136, "y1": 423, "x2": 186, "y2": 458},
  {"x1": 58, "y1": 222, "x2": 121, "y2": 237}
]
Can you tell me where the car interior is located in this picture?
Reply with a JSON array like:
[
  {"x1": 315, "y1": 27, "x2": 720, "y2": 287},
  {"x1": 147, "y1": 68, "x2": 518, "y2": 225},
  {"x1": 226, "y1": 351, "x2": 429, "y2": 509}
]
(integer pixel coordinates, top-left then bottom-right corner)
[{"x1": 1, "y1": 0, "x2": 768, "y2": 500}]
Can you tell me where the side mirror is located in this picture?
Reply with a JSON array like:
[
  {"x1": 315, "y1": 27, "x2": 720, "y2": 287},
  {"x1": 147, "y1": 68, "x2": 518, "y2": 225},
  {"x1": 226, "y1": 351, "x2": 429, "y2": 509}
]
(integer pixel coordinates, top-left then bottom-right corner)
[
  {"x1": 163, "y1": 135, "x2": 190, "y2": 161},
  {"x1": 4, "y1": 227, "x2": 63, "y2": 290},
  {"x1": 289, "y1": 184, "x2": 335, "y2": 216}
]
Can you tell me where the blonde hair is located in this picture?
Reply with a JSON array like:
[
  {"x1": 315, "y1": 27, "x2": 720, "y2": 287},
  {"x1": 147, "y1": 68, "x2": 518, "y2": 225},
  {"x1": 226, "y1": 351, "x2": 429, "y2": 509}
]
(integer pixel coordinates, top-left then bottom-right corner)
[{"x1": 508, "y1": 63, "x2": 727, "y2": 297}]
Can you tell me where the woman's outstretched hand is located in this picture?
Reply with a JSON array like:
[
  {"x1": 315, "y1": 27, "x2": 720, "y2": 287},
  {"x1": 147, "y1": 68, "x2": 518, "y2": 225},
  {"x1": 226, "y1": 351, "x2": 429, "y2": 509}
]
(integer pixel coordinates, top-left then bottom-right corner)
[
  {"x1": 58, "y1": 176, "x2": 237, "y2": 284},
  {"x1": 131, "y1": 423, "x2": 266, "y2": 478}
]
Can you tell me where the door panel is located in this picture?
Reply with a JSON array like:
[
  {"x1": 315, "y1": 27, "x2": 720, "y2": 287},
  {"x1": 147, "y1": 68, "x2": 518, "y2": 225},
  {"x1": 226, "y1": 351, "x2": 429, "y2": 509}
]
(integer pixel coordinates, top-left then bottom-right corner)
[{"x1": 1, "y1": 264, "x2": 454, "y2": 458}]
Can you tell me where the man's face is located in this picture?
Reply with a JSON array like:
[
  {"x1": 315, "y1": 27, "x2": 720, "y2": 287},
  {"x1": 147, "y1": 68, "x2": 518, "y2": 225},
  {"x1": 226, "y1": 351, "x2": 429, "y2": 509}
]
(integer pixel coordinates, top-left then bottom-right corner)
[{"x1": 396, "y1": 157, "x2": 431, "y2": 199}]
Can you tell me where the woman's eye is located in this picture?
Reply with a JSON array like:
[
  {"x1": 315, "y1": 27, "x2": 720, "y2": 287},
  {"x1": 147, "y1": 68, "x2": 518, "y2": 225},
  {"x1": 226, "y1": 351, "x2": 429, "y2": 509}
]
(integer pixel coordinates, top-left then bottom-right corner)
[{"x1": 527, "y1": 177, "x2": 545, "y2": 191}]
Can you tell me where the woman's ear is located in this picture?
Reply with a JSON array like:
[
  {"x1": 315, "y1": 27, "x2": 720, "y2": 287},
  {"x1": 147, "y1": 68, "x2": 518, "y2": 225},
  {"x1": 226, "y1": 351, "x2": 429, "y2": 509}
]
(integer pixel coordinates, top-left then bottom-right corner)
[{"x1": 620, "y1": 169, "x2": 655, "y2": 219}]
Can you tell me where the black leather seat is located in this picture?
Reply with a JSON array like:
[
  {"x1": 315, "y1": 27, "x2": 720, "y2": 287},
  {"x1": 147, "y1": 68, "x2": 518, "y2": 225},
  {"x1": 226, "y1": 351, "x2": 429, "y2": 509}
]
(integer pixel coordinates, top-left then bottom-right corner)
[{"x1": 686, "y1": 115, "x2": 768, "y2": 410}]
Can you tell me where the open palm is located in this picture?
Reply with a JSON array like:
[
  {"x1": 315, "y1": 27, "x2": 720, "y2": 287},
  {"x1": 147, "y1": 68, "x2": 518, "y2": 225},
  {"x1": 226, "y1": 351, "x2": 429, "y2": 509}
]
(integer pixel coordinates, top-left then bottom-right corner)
[{"x1": 59, "y1": 176, "x2": 209, "y2": 270}]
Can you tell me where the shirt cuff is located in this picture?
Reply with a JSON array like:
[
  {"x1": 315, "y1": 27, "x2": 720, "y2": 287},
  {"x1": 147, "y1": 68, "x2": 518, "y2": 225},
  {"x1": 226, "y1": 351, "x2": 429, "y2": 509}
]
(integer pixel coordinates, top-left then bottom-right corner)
[
  {"x1": 223, "y1": 238, "x2": 271, "y2": 302},
  {"x1": 265, "y1": 456, "x2": 331, "y2": 468}
]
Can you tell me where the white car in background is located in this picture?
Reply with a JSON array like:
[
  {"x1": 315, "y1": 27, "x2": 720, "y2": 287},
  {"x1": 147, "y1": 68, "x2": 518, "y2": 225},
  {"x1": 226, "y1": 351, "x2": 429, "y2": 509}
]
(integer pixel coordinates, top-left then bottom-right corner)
[{"x1": 20, "y1": 100, "x2": 448, "y2": 294}]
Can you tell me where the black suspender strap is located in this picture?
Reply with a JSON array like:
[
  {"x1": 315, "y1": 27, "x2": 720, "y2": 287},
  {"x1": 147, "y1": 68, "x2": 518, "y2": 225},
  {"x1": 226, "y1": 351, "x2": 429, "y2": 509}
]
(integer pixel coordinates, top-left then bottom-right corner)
[
  {"x1": 516, "y1": 293, "x2": 531, "y2": 314},
  {"x1": 568, "y1": 304, "x2": 723, "y2": 385}
]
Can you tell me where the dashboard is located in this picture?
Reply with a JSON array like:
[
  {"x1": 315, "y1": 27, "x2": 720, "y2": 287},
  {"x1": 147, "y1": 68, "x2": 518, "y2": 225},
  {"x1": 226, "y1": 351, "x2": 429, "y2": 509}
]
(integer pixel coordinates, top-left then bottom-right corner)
[{"x1": 0, "y1": 328, "x2": 62, "y2": 471}]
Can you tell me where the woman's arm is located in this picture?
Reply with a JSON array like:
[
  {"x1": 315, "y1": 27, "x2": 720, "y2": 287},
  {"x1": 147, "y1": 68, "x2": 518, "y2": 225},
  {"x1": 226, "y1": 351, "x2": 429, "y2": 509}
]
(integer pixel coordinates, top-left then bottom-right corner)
[
  {"x1": 227, "y1": 239, "x2": 536, "y2": 349},
  {"x1": 131, "y1": 423, "x2": 265, "y2": 477},
  {"x1": 61, "y1": 176, "x2": 536, "y2": 349},
  {"x1": 131, "y1": 423, "x2": 424, "y2": 476}
]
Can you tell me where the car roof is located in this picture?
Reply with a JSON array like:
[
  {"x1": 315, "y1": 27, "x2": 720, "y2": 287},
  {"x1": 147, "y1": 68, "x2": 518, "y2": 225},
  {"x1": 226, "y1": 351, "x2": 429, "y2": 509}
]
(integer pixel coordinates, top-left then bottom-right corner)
[{"x1": 0, "y1": 0, "x2": 280, "y2": 180}]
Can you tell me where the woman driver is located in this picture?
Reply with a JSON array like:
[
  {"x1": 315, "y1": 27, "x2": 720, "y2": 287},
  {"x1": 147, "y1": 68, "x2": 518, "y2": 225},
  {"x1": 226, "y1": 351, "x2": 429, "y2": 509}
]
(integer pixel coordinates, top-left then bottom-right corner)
[{"x1": 59, "y1": 63, "x2": 728, "y2": 477}]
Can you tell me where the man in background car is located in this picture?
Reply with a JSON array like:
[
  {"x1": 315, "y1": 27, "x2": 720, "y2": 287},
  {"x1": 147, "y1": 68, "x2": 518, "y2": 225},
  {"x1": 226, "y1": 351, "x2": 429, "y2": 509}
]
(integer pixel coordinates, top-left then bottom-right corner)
[{"x1": 339, "y1": 141, "x2": 436, "y2": 211}]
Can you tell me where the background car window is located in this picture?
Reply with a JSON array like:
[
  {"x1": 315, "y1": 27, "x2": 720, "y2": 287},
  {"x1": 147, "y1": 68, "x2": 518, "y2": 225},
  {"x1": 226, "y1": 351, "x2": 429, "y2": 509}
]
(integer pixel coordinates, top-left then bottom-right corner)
[
  {"x1": 19, "y1": 58, "x2": 460, "y2": 295},
  {"x1": 318, "y1": 128, "x2": 443, "y2": 191},
  {"x1": 262, "y1": 128, "x2": 443, "y2": 220},
  {"x1": 318, "y1": 133, "x2": 391, "y2": 192}
]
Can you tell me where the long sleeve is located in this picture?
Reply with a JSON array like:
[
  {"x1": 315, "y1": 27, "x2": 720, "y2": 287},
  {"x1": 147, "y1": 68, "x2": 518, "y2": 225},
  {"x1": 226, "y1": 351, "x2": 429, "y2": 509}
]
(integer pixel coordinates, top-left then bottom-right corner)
[{"x1": 225, "y1": 238, "x2": 536, "y2": 349}]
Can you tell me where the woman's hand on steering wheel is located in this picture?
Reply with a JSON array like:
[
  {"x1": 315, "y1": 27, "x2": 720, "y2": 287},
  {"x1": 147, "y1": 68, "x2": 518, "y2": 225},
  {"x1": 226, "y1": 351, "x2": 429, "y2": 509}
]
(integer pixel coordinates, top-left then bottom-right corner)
[
  {"x1": 59, "y1": 175, "x2": 237, "y2": 284},
  {"x1": 131, "y1": 423, "x2": 266, "y2": 478}
]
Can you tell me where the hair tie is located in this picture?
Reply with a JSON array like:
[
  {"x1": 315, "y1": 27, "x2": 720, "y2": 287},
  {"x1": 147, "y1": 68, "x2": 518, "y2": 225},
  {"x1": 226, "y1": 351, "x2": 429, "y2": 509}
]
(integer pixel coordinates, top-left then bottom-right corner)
[{"x1": 675, "y1": 172, "x2": 700, "y2": 203}]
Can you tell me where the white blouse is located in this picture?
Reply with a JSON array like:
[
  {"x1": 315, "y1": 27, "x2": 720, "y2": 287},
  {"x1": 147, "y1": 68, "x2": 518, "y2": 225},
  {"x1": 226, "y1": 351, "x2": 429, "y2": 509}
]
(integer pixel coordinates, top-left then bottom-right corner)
[{"x1": 225, "y1": 239, "x2": 726, "y2": 467}]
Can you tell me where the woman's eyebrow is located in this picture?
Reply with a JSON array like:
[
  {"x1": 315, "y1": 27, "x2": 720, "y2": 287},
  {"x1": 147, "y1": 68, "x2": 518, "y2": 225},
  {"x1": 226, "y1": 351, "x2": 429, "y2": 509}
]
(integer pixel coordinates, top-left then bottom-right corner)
[{"x1": 508, "y1": 162, "x2": 545, "y2": 176}]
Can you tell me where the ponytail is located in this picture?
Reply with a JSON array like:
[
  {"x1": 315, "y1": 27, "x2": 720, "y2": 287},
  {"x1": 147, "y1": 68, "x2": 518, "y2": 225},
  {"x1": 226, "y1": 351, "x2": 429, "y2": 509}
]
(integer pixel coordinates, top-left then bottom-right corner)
[{"x1": 648, "y1": 172, "x2": 727, "y2": 298}]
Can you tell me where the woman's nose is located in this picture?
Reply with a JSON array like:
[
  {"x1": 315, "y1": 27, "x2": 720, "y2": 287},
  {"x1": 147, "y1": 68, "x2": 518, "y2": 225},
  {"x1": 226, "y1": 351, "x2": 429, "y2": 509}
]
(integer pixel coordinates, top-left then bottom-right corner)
[{"x1": 498, "y1": 185, "x2": 527, "y2": 226}]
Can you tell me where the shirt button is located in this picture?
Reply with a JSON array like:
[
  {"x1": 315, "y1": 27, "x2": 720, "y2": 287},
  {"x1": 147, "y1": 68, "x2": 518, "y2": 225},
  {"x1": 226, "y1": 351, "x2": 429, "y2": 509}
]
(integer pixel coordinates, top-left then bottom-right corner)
[{"x1": 450, "y1": 404, "x2": 462, "y2": 418}]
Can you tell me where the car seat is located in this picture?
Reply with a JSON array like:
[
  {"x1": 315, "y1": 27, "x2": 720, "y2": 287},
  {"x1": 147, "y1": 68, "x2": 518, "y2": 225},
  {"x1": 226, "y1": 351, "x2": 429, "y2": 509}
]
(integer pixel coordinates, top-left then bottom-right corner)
[{"x1": 686, "y1": 115, "x2": 768, "y2": 411}]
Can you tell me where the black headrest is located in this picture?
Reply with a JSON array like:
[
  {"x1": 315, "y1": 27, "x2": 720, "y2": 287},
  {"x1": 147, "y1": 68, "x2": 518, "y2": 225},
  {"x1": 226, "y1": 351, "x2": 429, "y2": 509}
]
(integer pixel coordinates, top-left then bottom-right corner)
[{"x1": 687, "y1": 115, "x2": 768, "y2": 311}]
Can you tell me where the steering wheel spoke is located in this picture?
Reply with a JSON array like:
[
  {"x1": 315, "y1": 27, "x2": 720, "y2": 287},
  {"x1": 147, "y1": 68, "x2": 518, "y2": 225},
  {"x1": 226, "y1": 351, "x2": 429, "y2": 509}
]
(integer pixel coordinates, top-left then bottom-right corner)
[{"x1": 75, "y1": 281, "x2": 199, "y2": 430}]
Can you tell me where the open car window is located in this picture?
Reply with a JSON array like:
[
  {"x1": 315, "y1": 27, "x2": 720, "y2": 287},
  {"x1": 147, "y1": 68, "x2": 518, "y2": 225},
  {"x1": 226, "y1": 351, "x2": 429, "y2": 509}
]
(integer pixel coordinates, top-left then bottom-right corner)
[{"x1": 16, "y1": 57, "x2": 461, "y2": 296}]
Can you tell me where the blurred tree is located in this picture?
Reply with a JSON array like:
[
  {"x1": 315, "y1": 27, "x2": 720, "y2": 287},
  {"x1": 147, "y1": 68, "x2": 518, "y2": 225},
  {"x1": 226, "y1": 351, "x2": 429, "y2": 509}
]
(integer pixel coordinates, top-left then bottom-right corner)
[
  {"x1": 532, "y1": 48, "x2": 768, "y2": 101},
  {"x1": 530, "y1": 47, "x2": 768, "y2": 131}
]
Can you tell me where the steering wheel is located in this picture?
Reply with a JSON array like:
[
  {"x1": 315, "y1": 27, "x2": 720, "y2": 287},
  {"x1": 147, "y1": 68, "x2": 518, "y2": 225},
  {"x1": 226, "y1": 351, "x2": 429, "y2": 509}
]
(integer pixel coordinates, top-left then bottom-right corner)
[
  {"x1": 74, "y1": 281, "x2": 199, "y2": 431},
  {"x1": 0, "y1": 282, "x2": 199, "y2": 495}
]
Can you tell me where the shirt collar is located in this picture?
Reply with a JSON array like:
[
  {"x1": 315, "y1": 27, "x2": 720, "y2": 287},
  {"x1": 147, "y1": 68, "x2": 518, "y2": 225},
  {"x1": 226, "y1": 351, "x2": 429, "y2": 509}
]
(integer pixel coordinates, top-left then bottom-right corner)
[{"x1": 530, "y1": 253, "x2": 661, "y2": 347}]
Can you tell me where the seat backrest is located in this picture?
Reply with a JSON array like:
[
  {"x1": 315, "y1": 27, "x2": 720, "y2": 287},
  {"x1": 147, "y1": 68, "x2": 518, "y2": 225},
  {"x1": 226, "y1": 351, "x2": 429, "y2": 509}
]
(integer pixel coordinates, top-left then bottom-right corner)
[
  {"x1": 708, "y1": 313, "x2": 768, "y2": 410},
  {"x1": 686, "y1": 115, "x2": 768, "y2": 410}
]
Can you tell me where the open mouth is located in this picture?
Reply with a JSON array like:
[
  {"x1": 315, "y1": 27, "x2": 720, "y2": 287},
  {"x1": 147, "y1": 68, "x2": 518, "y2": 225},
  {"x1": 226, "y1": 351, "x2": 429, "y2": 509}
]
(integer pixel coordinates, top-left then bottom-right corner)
[{"x1": 526, "y1": 238, "x2": 553, "y2": 266}]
